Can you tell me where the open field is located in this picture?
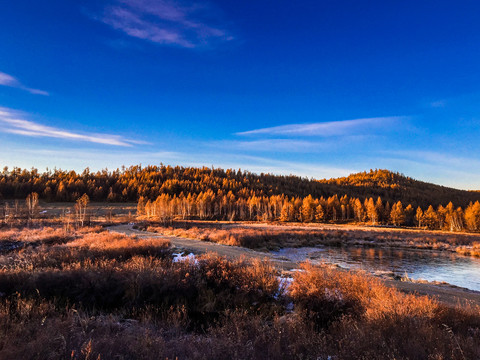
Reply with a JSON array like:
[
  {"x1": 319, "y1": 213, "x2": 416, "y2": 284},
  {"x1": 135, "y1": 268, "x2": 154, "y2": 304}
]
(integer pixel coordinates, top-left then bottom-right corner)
[{"x1": 0, "y1": 224, "x2": 480, "y2": 359}]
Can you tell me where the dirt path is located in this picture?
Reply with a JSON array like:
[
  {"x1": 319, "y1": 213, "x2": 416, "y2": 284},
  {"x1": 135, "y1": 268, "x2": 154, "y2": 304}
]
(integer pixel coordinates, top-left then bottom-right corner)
[
  {"x1": 107, "y1": 224, "x2": 298, "y2": 270},
  {"x1": 107, "y1": 224, "x2": 480, "y2": 307}
]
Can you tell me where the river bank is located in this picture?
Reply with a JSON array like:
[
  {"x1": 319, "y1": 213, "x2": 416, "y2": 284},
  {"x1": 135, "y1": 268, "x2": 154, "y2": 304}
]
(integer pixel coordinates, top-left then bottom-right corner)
[{"x1": 109, "y1": 223, "x2": 480, "y2": 307}]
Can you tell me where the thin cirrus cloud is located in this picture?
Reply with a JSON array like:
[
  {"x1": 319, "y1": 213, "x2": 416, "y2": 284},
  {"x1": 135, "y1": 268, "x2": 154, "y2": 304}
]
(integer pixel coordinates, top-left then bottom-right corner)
[
  {"x1": 236, "y1": 116, "x2": 408, "y2": 137},
  {"x1": 99, "y1": 0, "x2": 232, "y2": 48},
  {"x1": 0, "y1": 71, "x2": 49, "y2": 96},
  {"x1": 388, "y1": 150, "x2": 480, "y2": 171},
  {"x1": 0, "y1": 107, "x2": 147, "y2": 147},
  {"x1": 213, "y1": 139, "x2": 325, "y2": 153}
]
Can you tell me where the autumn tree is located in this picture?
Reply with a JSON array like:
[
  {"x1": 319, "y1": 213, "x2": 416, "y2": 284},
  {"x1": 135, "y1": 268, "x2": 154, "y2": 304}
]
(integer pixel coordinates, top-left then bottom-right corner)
[
  {"x1": 75, "y1": 194, "x2": 89, "y2": 227},
  {"x1": 301, "y1": 195, "x2": 316, "y2": 223},
  {"x1": 366, "y1": 197, "x2": 378, "y2": 225},
  {"x1": 280, "y1": 200, "x2": 293, "y2": 222},
  {"x1": 137, "y1": 196, "x2": 146, "y2": 216},
  {"x1": 423, "y1": 205, "x2": 438, "y2": 229},
  {"x1": 437, "y1": 205, "x2": 447, "y2": 229},
  {"x1": 415, "y1": 207, "x2": 424, "y2": 228},
  {"x1": 354, "y1": 198, "x2": 364, "y2": 222},
  {"x1": 375, "y1": 197, "x2": 384, "y2": 223},
  {"x1": 444, "y1": 202, "x2": 463, "y2": 231},
  {"x1": 390, "y1": 201, "x2": 405, "y2": 226},
  {"x1": 315, "y1": 204, "x2": 325, "y2": 222},
  {"x1": 465, "y1": 201, "x2": 480, "y2": 231}
]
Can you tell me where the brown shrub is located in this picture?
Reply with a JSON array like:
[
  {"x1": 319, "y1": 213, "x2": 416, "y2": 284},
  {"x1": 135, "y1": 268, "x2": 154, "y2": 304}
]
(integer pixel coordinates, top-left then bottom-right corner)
[{"x1": 290, "y1": 262, "x2": 438, "y2": 327}]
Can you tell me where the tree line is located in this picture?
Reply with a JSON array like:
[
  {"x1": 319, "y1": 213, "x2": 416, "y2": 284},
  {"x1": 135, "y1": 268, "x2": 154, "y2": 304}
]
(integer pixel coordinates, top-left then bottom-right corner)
[
  {"x1": 137, "y1": 192, "x2": 480, "y2": 232},
  {"x1": 1, "y1": 166, "x2": 479, "y2": 209}
]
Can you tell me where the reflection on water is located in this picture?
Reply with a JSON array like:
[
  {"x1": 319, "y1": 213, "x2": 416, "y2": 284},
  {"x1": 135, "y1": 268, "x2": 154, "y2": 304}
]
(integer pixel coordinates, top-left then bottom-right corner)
[{"x1": 272, "y1": 246, "x2": 480, "y2": 292}]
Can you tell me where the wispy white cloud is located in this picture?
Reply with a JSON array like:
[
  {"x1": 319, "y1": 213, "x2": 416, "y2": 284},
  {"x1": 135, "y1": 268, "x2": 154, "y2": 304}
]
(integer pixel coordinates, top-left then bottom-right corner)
[
  {"x1": 99, "y1": 0, "x2": 232, "y2": 48},
  {"x1": 211, "y1": 135, "x2": 375, "y2": 153},
  {"x1": 0, "y1": 71, "x2": 49, "y2": 96},
  {"x1": 388, "y1": 150, "x2": 480, "y2": 171},
  {"x1": 0, "y1": 107, "x2": 147, "y2": 147},
  {"x1": 237, "y1": 116, "x2": 408, "y2": 137},
  {"x1": 0, "y1": 72, "x2": 17, "y2": 86},
  {"x1": 212, "y1": 139, "x2": 326, "y2": 152}
]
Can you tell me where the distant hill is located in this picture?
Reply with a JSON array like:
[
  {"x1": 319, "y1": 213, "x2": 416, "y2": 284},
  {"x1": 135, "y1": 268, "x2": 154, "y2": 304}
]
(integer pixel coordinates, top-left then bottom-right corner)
[
  {"x1": 317, "y1": 169, "x2": 480, "y2": 208},
  {"x1": 0, "y1": 166, "x2": 479, "y2": 208}
]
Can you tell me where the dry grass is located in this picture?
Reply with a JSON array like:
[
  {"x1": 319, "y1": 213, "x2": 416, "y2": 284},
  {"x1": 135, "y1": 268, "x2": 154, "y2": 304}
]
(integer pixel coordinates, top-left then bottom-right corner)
[
  {"x1": 144, "y1": 223, "x2": 343, "y2": 249},
  {"x1": 0, "y1": 225, "x2": 479, "y2": 359},
  {"x1": 290, "y1": 263, "x2": 438, "y2": 326},
  {"x1": 456, "y1": 242, "x2": 480, "y2": 257},
  {"x1": 290, "y1": 263, "x2": 480, "y2": 359},
  {"x1": 0, "y1": 226, "x2": 75, "y2": 243},
  {"x1": 142, "y1": 220, "x2": 480, "y2": 256}
]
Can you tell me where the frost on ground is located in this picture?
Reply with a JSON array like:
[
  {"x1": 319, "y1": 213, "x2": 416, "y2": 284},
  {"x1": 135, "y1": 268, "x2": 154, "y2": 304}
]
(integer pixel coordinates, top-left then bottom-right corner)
[
  {"x1": 172, "y1": 252, "x2": 197, "y2": 263},
  {"x1": 276, "y1": 275, "x2": 295, "y2": 311},
  {"x1": 277, "y1": 276, "x2": 293, "y2": 293}
]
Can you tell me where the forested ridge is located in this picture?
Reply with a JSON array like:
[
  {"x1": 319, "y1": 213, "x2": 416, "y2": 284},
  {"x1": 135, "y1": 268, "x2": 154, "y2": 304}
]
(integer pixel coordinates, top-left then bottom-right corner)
[
  {"x1": 319, "y1": 169, "x2": 480, "y2": 208},
  {"x1": 2, "y1": 166, "x2": 480, "y2": 231},
  {"x1": 0, "y1": 166, "x2": 478, "y2": 208}
]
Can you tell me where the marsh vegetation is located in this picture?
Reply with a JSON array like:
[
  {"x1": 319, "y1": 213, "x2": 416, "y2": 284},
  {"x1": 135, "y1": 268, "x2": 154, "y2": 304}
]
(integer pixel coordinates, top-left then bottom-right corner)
[{"x1": 0, "y1": 224, "x2": 479, "y2": 359}]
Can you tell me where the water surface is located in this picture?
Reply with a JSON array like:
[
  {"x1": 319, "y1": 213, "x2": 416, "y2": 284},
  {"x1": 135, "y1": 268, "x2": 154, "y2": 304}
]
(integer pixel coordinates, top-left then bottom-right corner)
[{"x1": 272, "y1": 246, "x2": 480, "y2": 292}]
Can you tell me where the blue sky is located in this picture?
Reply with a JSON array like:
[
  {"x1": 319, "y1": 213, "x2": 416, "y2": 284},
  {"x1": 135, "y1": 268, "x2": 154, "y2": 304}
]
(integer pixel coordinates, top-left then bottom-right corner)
[{"x1": 1, "y1": 0, "x2": 480, "y2": 189}]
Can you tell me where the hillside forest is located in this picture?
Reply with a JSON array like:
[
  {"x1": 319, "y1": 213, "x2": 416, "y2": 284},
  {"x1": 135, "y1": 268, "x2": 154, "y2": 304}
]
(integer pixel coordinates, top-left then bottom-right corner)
[{"x1": 1, "y1": 166, "x2": 480, "y2": 232}]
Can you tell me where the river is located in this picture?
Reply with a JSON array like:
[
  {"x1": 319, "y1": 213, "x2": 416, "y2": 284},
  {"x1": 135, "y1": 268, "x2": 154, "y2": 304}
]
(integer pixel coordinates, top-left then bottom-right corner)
[{"x1": 272, "y1": 246, "x2": 480, "y2": 292}]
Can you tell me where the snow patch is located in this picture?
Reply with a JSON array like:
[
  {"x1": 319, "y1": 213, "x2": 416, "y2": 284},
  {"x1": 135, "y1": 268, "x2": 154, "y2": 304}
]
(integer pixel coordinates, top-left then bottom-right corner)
[
  {"x1": 277, "y1": 276, "x2": 293, "y2": 293},
  {"x1": 172, "y1": 252, "x2": 197, "y2": 264}
]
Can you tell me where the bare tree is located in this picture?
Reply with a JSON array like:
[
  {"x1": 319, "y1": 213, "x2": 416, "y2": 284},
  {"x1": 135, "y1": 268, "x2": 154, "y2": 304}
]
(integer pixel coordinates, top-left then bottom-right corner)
[
  {"x1": 62, "y1": 208, "x2": 73, "y2": 233},
  {"x1": 26, "y1": 192, "x2": 39, "y2": 223},
  {"x1": 75, "y1": 194, "x2": 90, "y2": 227}
]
